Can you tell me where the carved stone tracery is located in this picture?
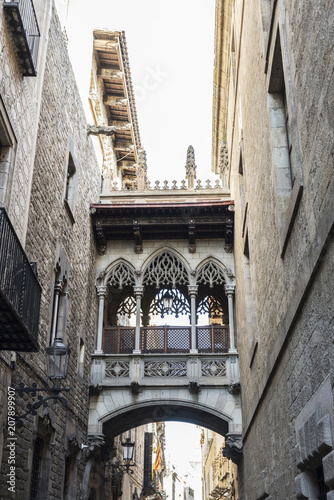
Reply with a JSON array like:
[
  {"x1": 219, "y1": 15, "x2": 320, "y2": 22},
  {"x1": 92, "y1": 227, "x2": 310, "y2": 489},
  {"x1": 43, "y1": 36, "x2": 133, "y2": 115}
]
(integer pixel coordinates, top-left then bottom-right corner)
[
  {"x1": 107, "y1": 262, "x2": 136, "y2": 290},
  {"x1": 196, "y1": 261, "x2": 226, "y2": 288},
  {"x1": 149, "y1": 288, "x2": 190, "y2": 318},
  {"x1": 105, "y1": 361, "x2": 130, "y2": 378},
  {"x1": 116, "y1": 295, "x2": 137, "y2": 318},
  {"x1": 143, "y1": 252, "x2": 189, "y2": 288},
  {"x1": 197, "y1": 295, "x2": 224, "y2": 318},
  {"x1": 144, "y1": 361, "x2": 187, "y2": 377}
]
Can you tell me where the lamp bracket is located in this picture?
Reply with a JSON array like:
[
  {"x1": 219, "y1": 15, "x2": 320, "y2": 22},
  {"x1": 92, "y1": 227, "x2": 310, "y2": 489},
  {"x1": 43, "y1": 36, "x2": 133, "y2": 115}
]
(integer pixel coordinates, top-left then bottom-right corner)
[{"x1": 15, "y1": 382, "x2": 70, "y2": 427}]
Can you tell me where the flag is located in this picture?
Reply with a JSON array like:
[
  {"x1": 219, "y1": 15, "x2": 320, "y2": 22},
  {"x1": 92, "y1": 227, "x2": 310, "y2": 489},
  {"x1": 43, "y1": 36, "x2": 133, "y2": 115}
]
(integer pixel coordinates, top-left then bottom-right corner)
[{"x1": 153, "y1": 441, "x2": 162, "y2": 473}]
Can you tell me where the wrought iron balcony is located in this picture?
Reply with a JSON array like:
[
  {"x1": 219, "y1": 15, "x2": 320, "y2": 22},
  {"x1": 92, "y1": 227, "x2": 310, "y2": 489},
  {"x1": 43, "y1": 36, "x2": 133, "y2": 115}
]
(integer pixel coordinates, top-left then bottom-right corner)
[
  {"x1": 0, "y1": 208, "x2": 41, "y2": 351},
  {"x1": 4, "y1": 0, "x2": 40, "y2": 76},
  {"x1": 103, "y1": 325, "x2": 230, "y2": 354}
]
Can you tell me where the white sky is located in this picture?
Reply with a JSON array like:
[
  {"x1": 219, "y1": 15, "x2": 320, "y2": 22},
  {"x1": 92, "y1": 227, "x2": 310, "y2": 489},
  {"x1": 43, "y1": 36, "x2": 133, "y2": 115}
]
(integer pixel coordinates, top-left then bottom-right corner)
[
  {"x1": 164, "y1": 422, "x2": 202, "y2": 497},
  {"x1": 57, "y1": 0, "x2": 217, "y2": 183}
]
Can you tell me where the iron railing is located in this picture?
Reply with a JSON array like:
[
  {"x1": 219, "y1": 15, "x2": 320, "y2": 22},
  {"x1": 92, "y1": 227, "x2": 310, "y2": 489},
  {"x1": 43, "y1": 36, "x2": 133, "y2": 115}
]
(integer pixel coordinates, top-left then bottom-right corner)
[
  {"x1": 103, "y1": 325, "x2": 229, "y2": 354},
  {"x1": 0, "y1": 208, "x2": 41, "y2": 350},
  {"x1": 4, "y1": 0, "x2": 40, "y2": 76}
]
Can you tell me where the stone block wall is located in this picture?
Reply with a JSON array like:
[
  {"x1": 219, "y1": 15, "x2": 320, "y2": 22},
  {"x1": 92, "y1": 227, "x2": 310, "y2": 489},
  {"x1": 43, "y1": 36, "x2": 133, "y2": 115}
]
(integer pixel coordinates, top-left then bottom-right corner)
[
  {"x1": 224, "y1": 0, "x2": 334, "y2": 497},
  {"x1": 0, "y1": 3, "x2": 100, "y2": 499}
]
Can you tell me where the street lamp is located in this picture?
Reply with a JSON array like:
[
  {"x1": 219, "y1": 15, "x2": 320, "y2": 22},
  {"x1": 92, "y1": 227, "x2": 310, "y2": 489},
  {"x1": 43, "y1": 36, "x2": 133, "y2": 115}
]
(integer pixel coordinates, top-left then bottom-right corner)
[
  {"x1": 122, "y1": 437, "x2": 135, "y2": 463},
  {"x1": 15, "y1": 337, "x2": 70, "y2": 427},
  {"x1": 45, "y1": 337, "x2": 69, "y2": 383}
]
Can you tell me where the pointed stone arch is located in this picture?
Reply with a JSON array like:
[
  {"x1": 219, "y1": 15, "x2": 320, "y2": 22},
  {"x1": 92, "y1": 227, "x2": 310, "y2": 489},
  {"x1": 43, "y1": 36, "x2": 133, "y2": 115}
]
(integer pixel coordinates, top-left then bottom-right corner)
[
  {"x1": 142, "y1": 248, "x2": 191, "y2": 289},
  {"x1": 98, "y1": 258, "x2": 137, "y2": 289},
  {"x1": 196, "y1": 257, "x2": 234, "y2": 286}
]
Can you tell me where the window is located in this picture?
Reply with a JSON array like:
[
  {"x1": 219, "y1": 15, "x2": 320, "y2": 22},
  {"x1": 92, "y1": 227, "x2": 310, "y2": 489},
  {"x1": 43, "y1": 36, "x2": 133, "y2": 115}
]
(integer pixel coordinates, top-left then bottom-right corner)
[
  {"x1": 0, "y1": 96, "x2": 16, "y2": 208},
  {"x1": 29, "y1": 437, "x2": 43, "y2": 500},
  {"x1": 268, "y1": 29, "x2": 295, "y2": 223},
  {"x1": 29, "y1": 425, "x2": 52, "y2": 500},
  {"x1": 50, "y1": 261, "x2": 68, "y2": 345},
  {"x1": 316, "y1": 465, "x2": 329, "y2": 500},
  {"x1": 267, "y1": 26, "x2": 303, "y2": 256},
  {"x1": 78, "y1": 338, "x2": 85, "y2": 377},
  {"x1": 64, "y1": 152, "x2": 77, "y2": 223},
  {"x1": 243, "y1": 231, "x2": 258, "y2": 365}
]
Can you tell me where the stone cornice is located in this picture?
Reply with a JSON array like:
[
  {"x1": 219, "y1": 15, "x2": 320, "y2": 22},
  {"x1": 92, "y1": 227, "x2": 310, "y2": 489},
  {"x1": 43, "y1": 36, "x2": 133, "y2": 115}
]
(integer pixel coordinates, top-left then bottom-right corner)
[{"x1": 212, "y1": 0, "x2": 232, "y2": 175}]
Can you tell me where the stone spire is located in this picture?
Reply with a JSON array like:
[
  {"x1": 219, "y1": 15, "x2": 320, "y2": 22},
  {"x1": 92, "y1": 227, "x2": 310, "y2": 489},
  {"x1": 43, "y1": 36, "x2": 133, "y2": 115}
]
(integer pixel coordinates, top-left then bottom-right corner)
[
  {"x1": 219, "y1": 141, "x2": 229, "y2": 190},
  {"x1": 185, "y1": 145, "x2": 197, "y2": 189},
  {"x1": 137, "y1": 147, "x2": 147, "y2": 191}
]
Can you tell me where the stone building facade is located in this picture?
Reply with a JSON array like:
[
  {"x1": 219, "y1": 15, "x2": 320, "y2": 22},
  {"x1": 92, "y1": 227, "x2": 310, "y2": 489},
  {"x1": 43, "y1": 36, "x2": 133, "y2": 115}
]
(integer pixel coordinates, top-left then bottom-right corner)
[
  {"x1": 213, "y1": 0, "x2": 334, "y2": 498},
  {"x1": 0, "y1": 1, "x2": 100, "y2": 498}
]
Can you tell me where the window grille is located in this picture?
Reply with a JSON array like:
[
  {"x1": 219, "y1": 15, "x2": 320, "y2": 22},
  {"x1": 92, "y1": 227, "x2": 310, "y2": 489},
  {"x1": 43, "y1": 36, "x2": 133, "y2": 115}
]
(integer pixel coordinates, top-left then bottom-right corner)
[{"x1": 29, "y1": 437, "x2": 43, "y2": 500}]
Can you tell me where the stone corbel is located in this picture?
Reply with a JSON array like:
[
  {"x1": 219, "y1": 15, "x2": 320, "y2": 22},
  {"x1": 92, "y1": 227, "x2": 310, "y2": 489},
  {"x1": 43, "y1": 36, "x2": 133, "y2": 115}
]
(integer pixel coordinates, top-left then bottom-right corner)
[
  {"x1": 188, "y1": 381, "x2": 201, "y2": 394},
  {"x1": 81, "y1": 433, "x2": 105, "y2": 458},
  {"x1": 188, "y1": 219, "x2": 196, "y2": 253},
  {"x1": 223, "y1": 433, "x2": 243, "y2": 465},
  {"x1": 225, "y1": 219, "x2": 234, "y2": 247},
  {"x1": 87, "y1": 124, "x2": 117, "y2": 137},
  {"x1": 133, "y1": 220, "x2": 143, "y2": 254},
  {"x1": 95, "y1": 221, "x2": 107, "y2": 255}
]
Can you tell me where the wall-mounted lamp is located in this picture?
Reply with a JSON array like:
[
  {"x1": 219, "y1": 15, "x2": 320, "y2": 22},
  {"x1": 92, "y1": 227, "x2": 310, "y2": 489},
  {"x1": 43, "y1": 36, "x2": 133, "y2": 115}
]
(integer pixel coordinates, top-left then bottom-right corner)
[
  {"x1": 15, "y1": 338, "x2": 70, "y2": 427},
  {"x1": 109, "y1": 437, "x2": 136, "y2": 483}
]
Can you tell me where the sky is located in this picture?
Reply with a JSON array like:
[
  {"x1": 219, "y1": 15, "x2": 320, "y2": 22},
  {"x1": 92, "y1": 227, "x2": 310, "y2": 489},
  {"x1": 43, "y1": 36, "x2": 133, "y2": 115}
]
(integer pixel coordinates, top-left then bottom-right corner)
[
  {"x1": 164, "y1": 422, "x2": 202, "y2": 497},
  {"x1": 56, "y1": 0, "x2": 217, "y2": 183}
]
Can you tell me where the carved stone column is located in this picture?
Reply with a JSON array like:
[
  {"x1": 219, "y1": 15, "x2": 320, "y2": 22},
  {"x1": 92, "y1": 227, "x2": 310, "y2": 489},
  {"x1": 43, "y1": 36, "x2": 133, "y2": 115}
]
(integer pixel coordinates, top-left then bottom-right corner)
[
  {"x1": 224, "y1": 283, "x2": 237, "y2": 353},
  {"x1": 95, "y1": 285, "x2": 107, "y2": 353},
  {"x1": 133, "y1": 286, "x2": 144, "y2": 353},
  {"x1": 188, "y1": 285, "x2": 198, "y2": 353}
]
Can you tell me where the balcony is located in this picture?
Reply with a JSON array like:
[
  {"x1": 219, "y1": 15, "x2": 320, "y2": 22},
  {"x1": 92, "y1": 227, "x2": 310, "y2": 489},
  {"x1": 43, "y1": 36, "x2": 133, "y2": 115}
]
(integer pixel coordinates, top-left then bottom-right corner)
[
  {"x1": 4, "y1": 0, "x2": 40, "y2": 76},
  {"x1": 103, "y1": 325, "x2": 230, "y2": 354},
  {"x1": 0, "y1": 208, "x2": 41, "y2": 351}
]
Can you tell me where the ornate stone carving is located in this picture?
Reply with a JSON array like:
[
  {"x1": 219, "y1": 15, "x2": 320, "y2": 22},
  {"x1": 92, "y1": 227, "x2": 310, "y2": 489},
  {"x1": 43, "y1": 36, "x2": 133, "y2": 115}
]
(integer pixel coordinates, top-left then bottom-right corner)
[
  {"x1": 201, "y1": 360, "x2": 227, "y2": 377},
  {"x1": 137, "y1": 148, "x2": 147, "y2": 191},
  {"x1": 197, "y1": 295, "x2": 224, "y2": 318},
  {"x1": 219, "y1": 141, "x2": 230, "y2": 190},
  {"x1": 143, "y1": 251, "x2": 189, "y2": 288},
  {"x1": 144, "y1": 361, "x2": 187, "y2": 377},
  {"x1": 185, "y1": 145, "x2": 197, "y2": 189},
  {"x1": 81, "y1": 434, "x2": 105, "y2": 457},
  {"x1": 223, "y1": 433, "x2": 243, "y2": 464},
  {"x1": 224, "y1": 283, "x2": 236, "y2": 296},
  {"x1": 116, "y1": 295, "x2": 136, "y2": 319},
  {"x1": 188, "y1": 381, "x2": 201, "y2": 394},
  {"x1": 196, "y1": 261, "x2": 226, "y2": 288},
  {"x1": 228, "y1": 382, "x2": 241, "y2": 394},
  {"x1": 149, "y1": 288, "x2": 190, "y2": 318},
  {"x1": 87, "y1": 124, "x2": 117, "y2": 136},
  {"x1": 107, "y1": 262, "x2": 136, "y2": 290},
  {"x1": 130, "y1": 382, "x2": 142, "y2": 394},
  {"x1": 105, "y1": 361, "x2": 130, "y2": 378}
]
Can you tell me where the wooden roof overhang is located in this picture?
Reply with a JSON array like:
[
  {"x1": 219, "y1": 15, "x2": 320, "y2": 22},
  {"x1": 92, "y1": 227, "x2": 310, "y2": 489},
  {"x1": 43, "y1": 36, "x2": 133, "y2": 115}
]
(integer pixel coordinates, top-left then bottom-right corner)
[
  {"x1": 93, "y1": 31, "x2": 141, "y2": 176},
  {"x1": 90, "y1": 200, "x2": 234, "y2": 254}
]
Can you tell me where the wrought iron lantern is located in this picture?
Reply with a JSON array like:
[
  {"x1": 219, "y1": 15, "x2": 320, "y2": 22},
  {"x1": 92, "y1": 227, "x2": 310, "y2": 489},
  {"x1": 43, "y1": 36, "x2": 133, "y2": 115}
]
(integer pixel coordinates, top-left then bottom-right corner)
[
  {"x1": 45, "y1": 337, "x2": 69, "y2": 384},
  {"x1": 162, "y1": 291, "x2": 173, "y2": 311},
  {"x1": 15, "y1": 338, "x2": 70, "y2": 426},
  {"x1": 122, "y1": 437, "x2": 135, "y2": 462},
  {"x1": 109, "y1": 438, "x2": 136, "y2": 482}
]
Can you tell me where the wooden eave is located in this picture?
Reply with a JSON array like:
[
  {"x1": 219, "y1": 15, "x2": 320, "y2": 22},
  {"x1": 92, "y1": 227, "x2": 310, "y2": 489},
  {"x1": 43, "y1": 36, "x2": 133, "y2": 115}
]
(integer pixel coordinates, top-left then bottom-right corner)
[
  {"x1": 93, "y1": 30, "x2": 141, "y2": 173},
  {"x1": 90, "y1": 200, "x2": 234, "y2": 243}
]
